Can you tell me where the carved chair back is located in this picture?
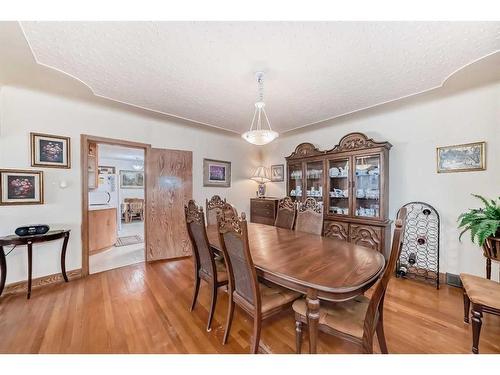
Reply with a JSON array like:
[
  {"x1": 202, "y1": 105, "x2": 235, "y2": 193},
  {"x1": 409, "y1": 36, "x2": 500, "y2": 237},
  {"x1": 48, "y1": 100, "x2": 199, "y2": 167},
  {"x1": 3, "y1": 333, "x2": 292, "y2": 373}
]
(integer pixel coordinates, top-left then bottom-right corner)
[
  {"x1": 295, "y1": 198, "x2": 323, "y2": 235},
  {"x1": 274, "y1": 197, "x2": 297, "y2": 230},
  {"x1": 206, "y1": 195, "x2": 238, "y2": 226},
  {"x1": 361, "y1": 207, "x2": 407, "y2": 344},
  {"x1": 184, "y1": 200, "x2": 217, "y2": 280},
  {"x1": 217, "y1": 212, "x2": 261, "y2": 311}
]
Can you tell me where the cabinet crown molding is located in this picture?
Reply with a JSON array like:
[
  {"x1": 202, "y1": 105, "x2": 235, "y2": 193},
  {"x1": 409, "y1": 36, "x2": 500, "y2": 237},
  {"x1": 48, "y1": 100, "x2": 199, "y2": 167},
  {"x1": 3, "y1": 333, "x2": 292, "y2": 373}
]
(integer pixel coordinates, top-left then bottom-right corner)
[
  {"x1": 285, "y1": 133, "x2": 391, "y2": 160},
  {"x1": 328, "y1": 132, "x2": 392, "y2": 153},
  {"x1": 286, "y1": 142, "x2": 325, "y2": 160}
]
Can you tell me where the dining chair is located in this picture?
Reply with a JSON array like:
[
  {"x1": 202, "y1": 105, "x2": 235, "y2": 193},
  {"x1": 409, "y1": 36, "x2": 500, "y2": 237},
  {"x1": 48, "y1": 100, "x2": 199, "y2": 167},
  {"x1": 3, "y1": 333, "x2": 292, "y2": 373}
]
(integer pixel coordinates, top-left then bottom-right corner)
[
  {"x1": 295, "y1": 198, "x2": 323, "y2": 235},
  {"x1": 124, "y1": 198, "x2": 144, "y2": 222},
  {"x1": 206, "y1": 195, "x2": 238, "y2": 226},
  {"x1": 274, "y1": 197, "x2": 297, "y2": 230},
  {"x1": 217, "y1": 212, "x2": 301, "y2": 353},
  {"x1": 293, "y1": 207, "x2": 407, "y2": 354},
  {"x1": 184, "y1": 200, "x2": 229, "y2": 332},
  {"x1": 460, "y1": 273, "x2": 500, "y2": 353}
]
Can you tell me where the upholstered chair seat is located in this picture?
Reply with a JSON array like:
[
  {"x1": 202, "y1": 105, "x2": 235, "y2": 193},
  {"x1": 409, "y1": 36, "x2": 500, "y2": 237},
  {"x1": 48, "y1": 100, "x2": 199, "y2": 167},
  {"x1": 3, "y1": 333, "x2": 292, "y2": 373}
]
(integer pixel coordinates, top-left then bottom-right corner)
[
  {"x1": 460, "y1": 274, "x2": 500, "y2": 309},
  {"x1": 260, "y1": 283, "x2": 301, "y2": 314},
  {"x1": 293, "y1": 295, "x2": 370, "y2": 338}
]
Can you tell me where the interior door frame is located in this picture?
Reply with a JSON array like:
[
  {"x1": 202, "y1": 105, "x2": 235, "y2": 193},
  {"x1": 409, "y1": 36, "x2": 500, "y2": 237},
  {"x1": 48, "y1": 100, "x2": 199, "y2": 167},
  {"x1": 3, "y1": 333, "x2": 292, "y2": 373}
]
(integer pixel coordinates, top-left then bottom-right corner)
[{"x1": 81, "y1": 134, "x2": 151, "y2": 277}]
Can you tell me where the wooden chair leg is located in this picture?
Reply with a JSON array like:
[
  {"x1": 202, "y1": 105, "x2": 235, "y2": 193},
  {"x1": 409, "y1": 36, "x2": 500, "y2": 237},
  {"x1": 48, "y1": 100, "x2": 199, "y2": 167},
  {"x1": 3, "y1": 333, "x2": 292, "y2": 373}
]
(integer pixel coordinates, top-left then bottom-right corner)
[
  {"x1": 250, "y1": 314, "x2": 262, "y2": 354},
  {"x1": 471, "y1": 306, "x2": 483, "y2": 354},
  {"x1": 206, "y1": 281, "x2": 218, "y2": 332},
  {"x1": 295, "y1": 319, "x2": 303, "y2": 354},
  {"x1": 463, "y1": 291, "x2": 470, "y2": 323},
  {"x1": 190, "y1": 272, "x2": 200, "y2": 311},
  {"x1": 223, "y1": 291, "x2": 235, "y2": 344},
  {"x1": 376, "y1": 321, "x2": 388, "y2": 354}
]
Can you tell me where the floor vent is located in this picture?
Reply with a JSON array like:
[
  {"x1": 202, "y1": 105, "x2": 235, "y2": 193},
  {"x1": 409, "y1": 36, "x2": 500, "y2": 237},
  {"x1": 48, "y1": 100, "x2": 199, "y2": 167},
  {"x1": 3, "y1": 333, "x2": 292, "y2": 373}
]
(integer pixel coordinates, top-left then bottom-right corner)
[{"x1": 446, "y1": 273, "x2": 463, "y2": 288}]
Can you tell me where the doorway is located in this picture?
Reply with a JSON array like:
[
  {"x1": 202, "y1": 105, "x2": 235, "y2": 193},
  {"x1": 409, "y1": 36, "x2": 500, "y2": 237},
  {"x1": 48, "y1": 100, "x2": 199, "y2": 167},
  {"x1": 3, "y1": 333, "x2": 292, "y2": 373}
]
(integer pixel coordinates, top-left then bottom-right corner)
[
  {"x1": 81, "y1": 135, "x2": 150, "y2": 276},
  {"x1": 81, "y1": 135, "x2": 193, "y2": 278},
  {"x1": 89, "y1": 144, "x2": 145, "y2": 274}
]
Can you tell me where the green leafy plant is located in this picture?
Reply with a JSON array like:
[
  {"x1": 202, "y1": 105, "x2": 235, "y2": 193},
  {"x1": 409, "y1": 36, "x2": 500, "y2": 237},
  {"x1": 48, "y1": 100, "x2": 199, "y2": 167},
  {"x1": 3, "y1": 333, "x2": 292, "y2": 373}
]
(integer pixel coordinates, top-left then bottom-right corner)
[{"x1": 458, "y1": 195, "x2": 500, "y2": 246}]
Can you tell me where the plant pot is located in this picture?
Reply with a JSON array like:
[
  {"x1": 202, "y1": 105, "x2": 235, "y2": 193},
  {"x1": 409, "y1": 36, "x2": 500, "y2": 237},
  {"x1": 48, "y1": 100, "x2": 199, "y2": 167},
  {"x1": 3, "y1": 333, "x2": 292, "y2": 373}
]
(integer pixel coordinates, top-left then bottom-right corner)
[{"x1": 483, "y1": 236, "x2": 500, "y2": 262}]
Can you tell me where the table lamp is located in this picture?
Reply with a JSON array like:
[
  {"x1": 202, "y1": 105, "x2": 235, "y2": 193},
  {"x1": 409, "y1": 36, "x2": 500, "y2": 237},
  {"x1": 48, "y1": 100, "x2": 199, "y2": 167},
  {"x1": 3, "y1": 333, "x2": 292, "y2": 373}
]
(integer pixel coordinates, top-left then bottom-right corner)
[{"x1": 251, "y1": 166, "x2": 270, "y2": 197}]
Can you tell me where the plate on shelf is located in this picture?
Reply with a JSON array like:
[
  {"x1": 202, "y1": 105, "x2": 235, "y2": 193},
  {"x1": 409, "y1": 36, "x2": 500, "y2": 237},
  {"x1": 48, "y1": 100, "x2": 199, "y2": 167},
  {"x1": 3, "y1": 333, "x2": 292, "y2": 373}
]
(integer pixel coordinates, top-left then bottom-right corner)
[{"x1": 329, "y1": 167, "x2": 339, "y2": 177}]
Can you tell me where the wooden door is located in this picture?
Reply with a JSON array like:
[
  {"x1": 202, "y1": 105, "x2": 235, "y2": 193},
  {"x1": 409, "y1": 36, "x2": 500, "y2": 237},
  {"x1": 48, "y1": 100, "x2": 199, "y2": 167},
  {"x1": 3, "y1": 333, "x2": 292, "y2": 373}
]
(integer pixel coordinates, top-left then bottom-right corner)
[{"x1": 146, "y1": 148, "x2": 193, "y2": 261}]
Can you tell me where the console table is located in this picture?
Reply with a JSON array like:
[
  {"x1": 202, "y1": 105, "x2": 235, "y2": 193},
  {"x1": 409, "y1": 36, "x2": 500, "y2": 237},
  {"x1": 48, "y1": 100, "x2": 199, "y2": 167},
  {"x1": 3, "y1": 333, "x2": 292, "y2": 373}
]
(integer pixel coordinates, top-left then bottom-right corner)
[{"x1": 0, "y1": 230, "x2": 70, "y2": 299}]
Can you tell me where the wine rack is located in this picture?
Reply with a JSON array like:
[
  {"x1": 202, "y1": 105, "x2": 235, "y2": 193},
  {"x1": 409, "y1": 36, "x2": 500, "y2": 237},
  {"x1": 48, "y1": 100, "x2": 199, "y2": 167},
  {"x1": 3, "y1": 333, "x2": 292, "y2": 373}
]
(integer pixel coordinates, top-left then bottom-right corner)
[{"x1": 396, "y1": 202, "x2": 440, "y2": 289}]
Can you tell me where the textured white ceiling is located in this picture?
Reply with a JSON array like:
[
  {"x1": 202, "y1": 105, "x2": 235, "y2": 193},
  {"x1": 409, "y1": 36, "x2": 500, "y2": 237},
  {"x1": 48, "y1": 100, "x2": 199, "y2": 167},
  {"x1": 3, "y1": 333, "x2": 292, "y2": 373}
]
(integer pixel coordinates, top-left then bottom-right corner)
[{"x1": 21, "y1": 22, "x2": 500, "y2": 133}]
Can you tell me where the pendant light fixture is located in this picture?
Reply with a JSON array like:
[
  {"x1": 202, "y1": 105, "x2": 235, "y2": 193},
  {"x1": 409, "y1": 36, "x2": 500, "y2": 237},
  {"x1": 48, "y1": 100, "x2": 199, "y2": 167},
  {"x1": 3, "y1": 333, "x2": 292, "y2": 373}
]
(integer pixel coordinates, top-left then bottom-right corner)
[
  {"x1": 132, "y1": 157, "x2": 144, "y2": 171},
  {"x1": 241, "y1": 72, "x2": 279, "y2": 146}
]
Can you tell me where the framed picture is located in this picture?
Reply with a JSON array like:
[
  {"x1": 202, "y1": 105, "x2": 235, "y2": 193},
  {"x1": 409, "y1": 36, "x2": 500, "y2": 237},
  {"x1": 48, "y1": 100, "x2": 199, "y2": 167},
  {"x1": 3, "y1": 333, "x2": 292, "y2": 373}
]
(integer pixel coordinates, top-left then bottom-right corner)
[
  {"x1": 0, "y1": 169, "x2": 44, "y2": 205},
  {"x1": 30, "y1": 132, "x2": 71, "y2": 168},
  {"x1": 436, "y1": 142, "x2": 486, "y2": 173},
  {"x1": 203, "y1": 158, "x2": 231, "y2": 187},
  {"x1": 98, "y1": 165, "x2": 116, "y2": 174},
  {"x1": 120, "y1": 170, "x2": 144, "y2": 189},
  {"x1": 270, "y1": 164, "x2": 284, "y2": 182}
]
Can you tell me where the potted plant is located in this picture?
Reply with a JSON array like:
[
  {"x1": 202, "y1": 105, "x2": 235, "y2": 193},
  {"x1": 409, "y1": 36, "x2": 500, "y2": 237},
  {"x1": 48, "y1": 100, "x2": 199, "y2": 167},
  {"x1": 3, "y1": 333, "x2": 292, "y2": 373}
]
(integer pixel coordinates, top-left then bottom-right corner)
[{"x1": 458, "y1": 195, "x2": 500, "y2": 276}]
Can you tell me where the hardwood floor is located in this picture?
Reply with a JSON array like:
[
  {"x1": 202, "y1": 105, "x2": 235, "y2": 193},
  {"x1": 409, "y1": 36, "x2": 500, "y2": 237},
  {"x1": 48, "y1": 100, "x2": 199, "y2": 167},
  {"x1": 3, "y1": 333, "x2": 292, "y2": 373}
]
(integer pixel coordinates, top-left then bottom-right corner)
[{"x1": 0, "y1": 258, "x2": 499, "y2": 354}]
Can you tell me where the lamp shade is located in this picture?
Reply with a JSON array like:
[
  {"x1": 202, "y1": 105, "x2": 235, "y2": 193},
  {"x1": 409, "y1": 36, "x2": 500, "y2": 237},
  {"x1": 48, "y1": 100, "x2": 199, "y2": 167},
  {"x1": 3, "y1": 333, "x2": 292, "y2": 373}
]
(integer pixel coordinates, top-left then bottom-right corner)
[{"x1": 251, "y1": 166, "x2": 270, "y2": 183}]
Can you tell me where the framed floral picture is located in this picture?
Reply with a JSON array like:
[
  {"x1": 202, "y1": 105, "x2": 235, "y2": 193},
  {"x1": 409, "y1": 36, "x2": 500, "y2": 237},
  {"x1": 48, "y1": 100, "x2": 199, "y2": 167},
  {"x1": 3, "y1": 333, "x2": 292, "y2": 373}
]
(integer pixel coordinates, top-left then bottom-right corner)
[
  {"x1": 120, "y1": 170, "x2": 144, "y2": 189},
  {"x1": 203, "y1": 158, "x2": 231, "y2": 187},
  {"x1": 31, "y1": 132, "x2": 71, "y2": 168},
  {"x1": 270, "y1": 164, "x2": 284, "y2": 182},
  {"x1": 436, "y1": 142, "x2": 486, "y2": 173},
  {"x1": 0, "y1": 169, "x2": 44, "y2": 205}
]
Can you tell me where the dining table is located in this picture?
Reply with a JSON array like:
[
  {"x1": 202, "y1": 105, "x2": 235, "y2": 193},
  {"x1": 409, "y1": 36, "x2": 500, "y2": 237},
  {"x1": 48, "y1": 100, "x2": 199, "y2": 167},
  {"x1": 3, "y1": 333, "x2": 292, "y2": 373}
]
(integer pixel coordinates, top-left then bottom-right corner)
[{"x1": 206, "y1": 222, "x2": 386, "y2": 354}]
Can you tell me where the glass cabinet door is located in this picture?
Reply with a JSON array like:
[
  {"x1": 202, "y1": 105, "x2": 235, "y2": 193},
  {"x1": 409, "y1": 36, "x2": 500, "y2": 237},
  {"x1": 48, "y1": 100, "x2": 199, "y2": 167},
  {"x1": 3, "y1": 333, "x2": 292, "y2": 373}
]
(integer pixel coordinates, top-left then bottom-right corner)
[
  {"x1": 305, "y1": 161, "x2": 324, "y2": 202},
  {"x1": 327, "y1": 158, "x2": 350, "y2": 216},
  {"x1": 354, "y1": 154, "x2": 381, "y2": 218},
  {"x1": 288, "y1": 162, "x2": 303, "y2": 202}
]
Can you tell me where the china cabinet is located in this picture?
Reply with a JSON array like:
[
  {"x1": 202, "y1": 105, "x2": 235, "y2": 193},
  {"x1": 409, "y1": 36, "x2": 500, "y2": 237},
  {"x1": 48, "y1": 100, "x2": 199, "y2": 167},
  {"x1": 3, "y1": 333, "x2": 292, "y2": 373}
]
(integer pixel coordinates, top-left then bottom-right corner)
[{"x1": 286, "y1": 132, "x2": 392, "y2": 255}]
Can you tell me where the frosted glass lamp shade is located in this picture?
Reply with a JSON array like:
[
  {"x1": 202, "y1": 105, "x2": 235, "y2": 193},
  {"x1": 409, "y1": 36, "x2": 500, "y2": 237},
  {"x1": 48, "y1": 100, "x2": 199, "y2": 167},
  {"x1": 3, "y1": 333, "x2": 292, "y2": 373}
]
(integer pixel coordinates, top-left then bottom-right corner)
[
  {"x1": 251, "y1": 166, "x2": 270, "y2": 183},
  {"x1": 241, "y1": 130, "x2": 279, "y2": 146}
]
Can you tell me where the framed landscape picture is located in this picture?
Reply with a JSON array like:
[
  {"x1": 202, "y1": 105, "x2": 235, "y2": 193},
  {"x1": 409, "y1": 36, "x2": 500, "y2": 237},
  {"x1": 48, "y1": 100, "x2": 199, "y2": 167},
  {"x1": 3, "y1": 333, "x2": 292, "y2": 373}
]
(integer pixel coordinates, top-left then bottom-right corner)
[
  {"x1": 436, "y1": 142, "x2": 486, "y2": 173},
  {"x1": 120, "y1": 170, "x2": 144, "y2": 189},
  {"x1": 0, "y1": 169, "x2": 44, "y2": 205},
  {"x1": 31, "y1": 132, "x2": 71, "y2": 168},
  {"x1": 270, "y1": 164, "x2": 284, "y2": 182},
  {"x1": 203, "y1": 158, "x2": 231, "y2": 187}
]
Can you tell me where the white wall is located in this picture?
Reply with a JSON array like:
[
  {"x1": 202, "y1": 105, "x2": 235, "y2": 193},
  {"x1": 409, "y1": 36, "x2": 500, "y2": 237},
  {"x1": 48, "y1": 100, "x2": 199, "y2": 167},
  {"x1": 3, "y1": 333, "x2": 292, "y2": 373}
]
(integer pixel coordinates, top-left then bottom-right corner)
[
  {"x1": 98, "y1": 157, "x2": 145, "y2": 202},
  {"x1": 0, "y1": 86, "x2": 259, "y2": 284},
  {"x1": 263, "y1": 82, "x2": 500, "y2": 280}
]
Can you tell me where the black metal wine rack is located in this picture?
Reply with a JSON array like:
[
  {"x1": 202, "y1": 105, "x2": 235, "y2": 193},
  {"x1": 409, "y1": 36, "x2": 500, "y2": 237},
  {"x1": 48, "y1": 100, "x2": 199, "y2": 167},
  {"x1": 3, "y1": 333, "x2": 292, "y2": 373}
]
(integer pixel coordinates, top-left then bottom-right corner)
[{"x1": 396, "y1": 202, "x2": 440, "y2": 289}]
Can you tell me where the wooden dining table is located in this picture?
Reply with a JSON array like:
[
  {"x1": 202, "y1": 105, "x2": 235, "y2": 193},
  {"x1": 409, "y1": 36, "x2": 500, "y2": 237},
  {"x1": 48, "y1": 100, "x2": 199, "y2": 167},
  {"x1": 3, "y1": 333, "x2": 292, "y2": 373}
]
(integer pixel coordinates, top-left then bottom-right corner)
[{"x1": 206, "y1": 222, "x2": 386, "y2": 354}]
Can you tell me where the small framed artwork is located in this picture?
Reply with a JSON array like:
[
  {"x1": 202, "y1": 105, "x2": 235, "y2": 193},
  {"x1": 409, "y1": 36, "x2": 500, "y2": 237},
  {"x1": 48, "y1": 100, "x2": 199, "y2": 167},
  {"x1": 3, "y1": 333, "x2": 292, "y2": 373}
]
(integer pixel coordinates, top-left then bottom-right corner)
[
  {"x1": 436, "y1": 142, "x2": 486, "y2": 173},
  {"x1": 120, "y1": 170, "x2": 144, "y2": 189},
  {"x1": 203, "y1": 158, "x2": 231, "y2": 187},
  {"x1": 98, "y1": 165, "x2": 116, "y2": 174},
  {"x1": 30, "y1": 132, "x2": 71, "y2": 169},
  {"x1": 270, "y1": 164, "x2": 284, "y2": 182},
  {"x1": 0, "y1": 169, "x2": 44, "y2": 205}
]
